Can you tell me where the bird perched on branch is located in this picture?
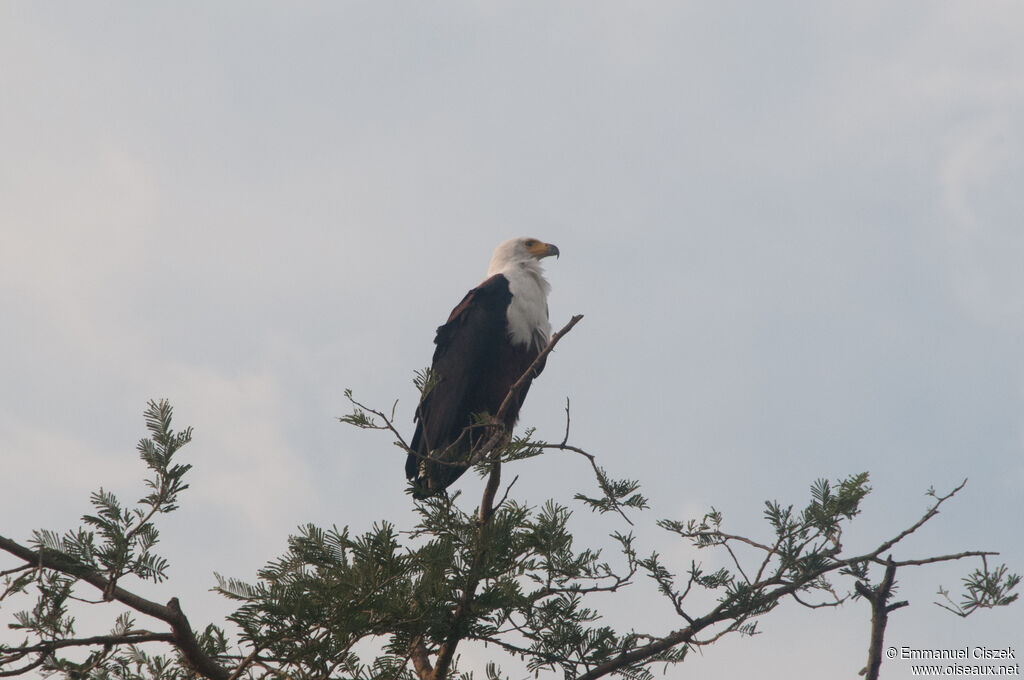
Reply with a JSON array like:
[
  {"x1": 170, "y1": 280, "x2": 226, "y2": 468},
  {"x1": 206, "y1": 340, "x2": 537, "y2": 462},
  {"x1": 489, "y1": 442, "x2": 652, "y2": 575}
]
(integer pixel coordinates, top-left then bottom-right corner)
[{"x1": 406, "y1": 237, "x2": 560, "y2": 498}]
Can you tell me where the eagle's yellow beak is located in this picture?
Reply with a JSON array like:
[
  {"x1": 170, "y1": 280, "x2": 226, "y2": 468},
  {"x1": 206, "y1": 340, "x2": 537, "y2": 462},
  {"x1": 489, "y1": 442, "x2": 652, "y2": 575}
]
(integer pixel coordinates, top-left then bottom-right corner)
[{"x1": 528, "y1": 240, "x2": 560, "y2": 259}]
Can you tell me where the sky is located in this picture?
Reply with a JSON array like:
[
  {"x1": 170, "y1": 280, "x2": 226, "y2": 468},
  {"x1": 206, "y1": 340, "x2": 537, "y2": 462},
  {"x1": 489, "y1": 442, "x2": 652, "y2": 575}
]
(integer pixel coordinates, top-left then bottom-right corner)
[{"x1": 1, "y1": 2, "x2": 1022, "y2": 678}]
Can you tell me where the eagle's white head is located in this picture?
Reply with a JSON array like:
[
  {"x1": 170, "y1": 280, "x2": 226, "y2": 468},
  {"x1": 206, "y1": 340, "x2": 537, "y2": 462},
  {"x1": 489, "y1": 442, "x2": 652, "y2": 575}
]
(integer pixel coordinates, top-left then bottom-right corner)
[
  {"x1": 486, "y1": 237, "x2": 559, "y2": 349},
  {"x1": 487, "y1": 237, "x2": 560, "y2": 275}
]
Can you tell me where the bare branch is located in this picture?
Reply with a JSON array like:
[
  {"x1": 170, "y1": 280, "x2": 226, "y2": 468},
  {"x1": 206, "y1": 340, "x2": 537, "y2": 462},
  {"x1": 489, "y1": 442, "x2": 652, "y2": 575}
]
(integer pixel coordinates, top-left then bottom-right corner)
[
  {"x1": 0, "y1": 563, "x2": 34, "y2": 579},
  {"x1": 494, "y1": 315, "x2": 583, "y2": 427},
  {"x1": 560, "y1": 397, "x2": 571, "y2": 446},
  {"x1": 494, "y1": 475, "x2": 520, "y2": 514},
  {"x1": 692, "y1": 620, "x2": 744, "y2": 646},
  {"x1": 692, "y1": 531, "x2": 775, "y2": 554},
  {"x1": 869, "y1": 479, "x2": 967, "y2": 558},
  {"x1": 0, "y1": 655, "x2": 46, "y2": 678},
  {"x1": 1, "y1": 631, "x2": 175, "y2": 659},
  {"x1": 754, "y1": 535, "x2": 786, "y2": 584},
  {"x1": 225, "y1": 644, "x2": 265, "y2": 680},
  {"x1": 791, "y1": 590, "x2": 846, "y2": 609},
  {"x1": 479, "y1": 460, "x2": 502, "y2": 525},
  {"x1": 874, "y1": 551, "x2": 999, "y2": 568},
  {"x1": 468, "y1": 315, "x2": 586, "y2": 469}
]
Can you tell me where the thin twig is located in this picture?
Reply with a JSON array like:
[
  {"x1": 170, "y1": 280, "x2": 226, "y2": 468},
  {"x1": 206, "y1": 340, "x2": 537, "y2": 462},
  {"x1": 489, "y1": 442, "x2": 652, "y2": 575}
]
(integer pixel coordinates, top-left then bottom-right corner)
[
  {"x1": 791, "y1": 590, "x2": 846, "y2": 609},
  {"x1": 225, "y1": 644, "x2": 265, "y2": 680},
  {"x1": 536, "y1": 441, "x2": 636, "y2": 526},
  {"x1": 0, "y1": 563, "x2": 34, "y2": 578},
  {"x1": 721, "y1": 541, "x2": 751, "y2": 585},
  {"x1": 560, "y1": 397, "x2": 571, "y2": 446},
  {"x1": 494, "y1": 315, "x2": 584, "y2": 426},
  {"x1": 873, "y1": 551, "x2": 998, "y2": 567},
  {"x1": 0, "y1": 631, "x2": 175, "y2": 662},
  {"x1": 754, "y1": 534, "x2": 786, "y2": 584},
  {"x1": 870, "y1": 479, "x2": 967, "y2": 558},
  {"x1": 494, "y1": 475, "x2": 520, "y2": 513},
  {"x1": 691, "y1": 531, "x2": 775, "y2": 554},
  {"x1": 469, "y1": 315, "x2": 586, "y2": 469},
  {"x1": 692, "y1": 620, "x2": 744, "y2": 646},
  {"x1": 0, "y1": 655, "x2": 46, "y2": 677},
  {"x1": 343, "y1": 394, "x2": 413, "y2": 454}
]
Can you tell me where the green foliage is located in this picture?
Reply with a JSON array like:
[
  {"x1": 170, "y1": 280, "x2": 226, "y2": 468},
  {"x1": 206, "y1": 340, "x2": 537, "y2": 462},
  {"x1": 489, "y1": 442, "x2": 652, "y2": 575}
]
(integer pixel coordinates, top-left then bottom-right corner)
[
  {"x1": 652, "y1": 473, "x2": 873, "y2": 630},
  {"x1": 802, "y1": 473, "x2": 870, "y2": 537},
  {"x1": 0, "y1": 400, "x2": 220, "y2": 679},
  {"x1": 28, "y1": 400, "x2": 191, "y2": 592},
  {"x1": 216, "y1": 521, "x2": 418, "y2": 678},
  {"x1": 94, "y1": 646, "x2": 191, "y2": 680},
  {"x1": 573, "y1": 465, "x2": 648, "y2": 516},
  {"x1": 216, "y1": 490, "x2": 644, "y2": 679},
  {"x1": 1, "y1": 400, "x2": 1019, "y2": 680},
  {"x1": 413, "y1": 367, "x2": 440, "y2": 400},
  {"x1": 9, "y1": 571, "x2": 76, "y2": 641},
  {"x1": 937, "y1": 562, "x2": 1022, "y2": 616},
  {"x1": 484, "y1": 429, "x2": 544, "y2": 465},
  {"x1": 339, "y1": 389, "x2": 387, "y2": 429}
]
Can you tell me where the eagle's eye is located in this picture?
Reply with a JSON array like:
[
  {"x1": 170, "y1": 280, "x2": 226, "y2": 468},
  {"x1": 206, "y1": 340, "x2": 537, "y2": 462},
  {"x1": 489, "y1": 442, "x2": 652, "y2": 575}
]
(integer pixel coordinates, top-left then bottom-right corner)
[{"x1": 524, "y1": 239, "x2": 535, "y2": 247}]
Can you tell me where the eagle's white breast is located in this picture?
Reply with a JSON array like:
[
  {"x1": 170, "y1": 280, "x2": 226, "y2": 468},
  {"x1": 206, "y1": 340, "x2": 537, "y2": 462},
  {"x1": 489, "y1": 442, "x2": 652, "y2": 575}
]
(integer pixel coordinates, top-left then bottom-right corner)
[
  {"x1": 503, "y1": 262, "x2": 551, "y2": 349},
  {"x1": 485, "y1": 245, "x2": 552, "y2": 350}
]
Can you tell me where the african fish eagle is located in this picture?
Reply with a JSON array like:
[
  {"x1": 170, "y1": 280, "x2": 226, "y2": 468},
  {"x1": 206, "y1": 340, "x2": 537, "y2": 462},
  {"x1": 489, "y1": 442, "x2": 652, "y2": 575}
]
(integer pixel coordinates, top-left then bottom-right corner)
[{"x1": 406, "y1": 237, "x2": 560, "y2": 498}]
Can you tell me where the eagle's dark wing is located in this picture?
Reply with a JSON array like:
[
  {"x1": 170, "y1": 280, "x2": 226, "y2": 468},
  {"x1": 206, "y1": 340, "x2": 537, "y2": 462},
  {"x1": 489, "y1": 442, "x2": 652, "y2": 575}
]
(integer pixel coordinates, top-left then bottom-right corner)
[{"x1": 406, "y1": 274, "x2": 512, "y2": 493}]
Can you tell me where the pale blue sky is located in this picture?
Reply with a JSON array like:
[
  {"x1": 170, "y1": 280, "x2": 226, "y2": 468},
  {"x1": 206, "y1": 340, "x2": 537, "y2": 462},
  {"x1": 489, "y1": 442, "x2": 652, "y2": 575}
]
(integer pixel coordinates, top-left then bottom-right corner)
[{"x1": 2, "y1": 3, "x2": 1022, "y2": 677}]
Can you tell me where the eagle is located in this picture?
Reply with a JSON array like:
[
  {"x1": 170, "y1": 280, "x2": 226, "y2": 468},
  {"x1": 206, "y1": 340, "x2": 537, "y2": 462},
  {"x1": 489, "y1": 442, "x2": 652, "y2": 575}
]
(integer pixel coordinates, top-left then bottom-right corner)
[{"x1": 406, "y1": 237, "x2": 560, "y2": 498}]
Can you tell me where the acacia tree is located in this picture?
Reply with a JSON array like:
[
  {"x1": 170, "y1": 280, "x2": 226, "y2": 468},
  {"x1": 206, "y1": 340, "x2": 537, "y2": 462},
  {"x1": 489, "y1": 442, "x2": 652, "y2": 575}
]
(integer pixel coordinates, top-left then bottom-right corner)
[{"x1": 1, "y1": 318, "x2": 1019, "y2": 680}]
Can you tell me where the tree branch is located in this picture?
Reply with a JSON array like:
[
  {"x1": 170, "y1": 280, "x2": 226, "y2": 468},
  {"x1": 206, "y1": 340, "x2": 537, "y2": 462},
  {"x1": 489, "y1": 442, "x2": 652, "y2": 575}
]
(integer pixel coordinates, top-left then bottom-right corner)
[
  {"x1": 1, "y1": 631, "x2": 175, "y2": 661},
  {"x1": 874, "y1": 551, "x2": 998, "y2": 568},
  {"x1": 341, "y1": 392, "x2": 413, "y2": 454},
  {"x1": 467, "y1": 315, "x2": 585, "y2": 470},
  {"x1": 870, "y1": 479, "x2": 967, "y2": 558},
  {"x1": 224, "y1": 644, "x2": 266, "y2": 680},
  {"x1": 433, "y1": 442, "x2": 508, "y2": 679},
  {"x1": 536, "y1": 439, "x2": 636, "y2": 526},
  {"x1": 856, "y1": 557, "x2": 908, "y2": 680},
  {"x1": 479, "y1": 460, "x2": 502, "y2": 525},
  {"x1": 0, "y1": 563, "x2": 34, "y2": 579},
  {"x1": 575, "y1": 626, "x2": 695, "y2": 680},
  {"x1": 494, "y1": 315, "x2": 583, "y2": 427},
  {"x1": 0, "y1": 533, "x2": 228, "y2": 680},
  {"x1": 408, "y1": 636, "x2": 434, "y2": 680},
  {"x1": 0, "y1": 656, "x2": 46, "y2": 678}
]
